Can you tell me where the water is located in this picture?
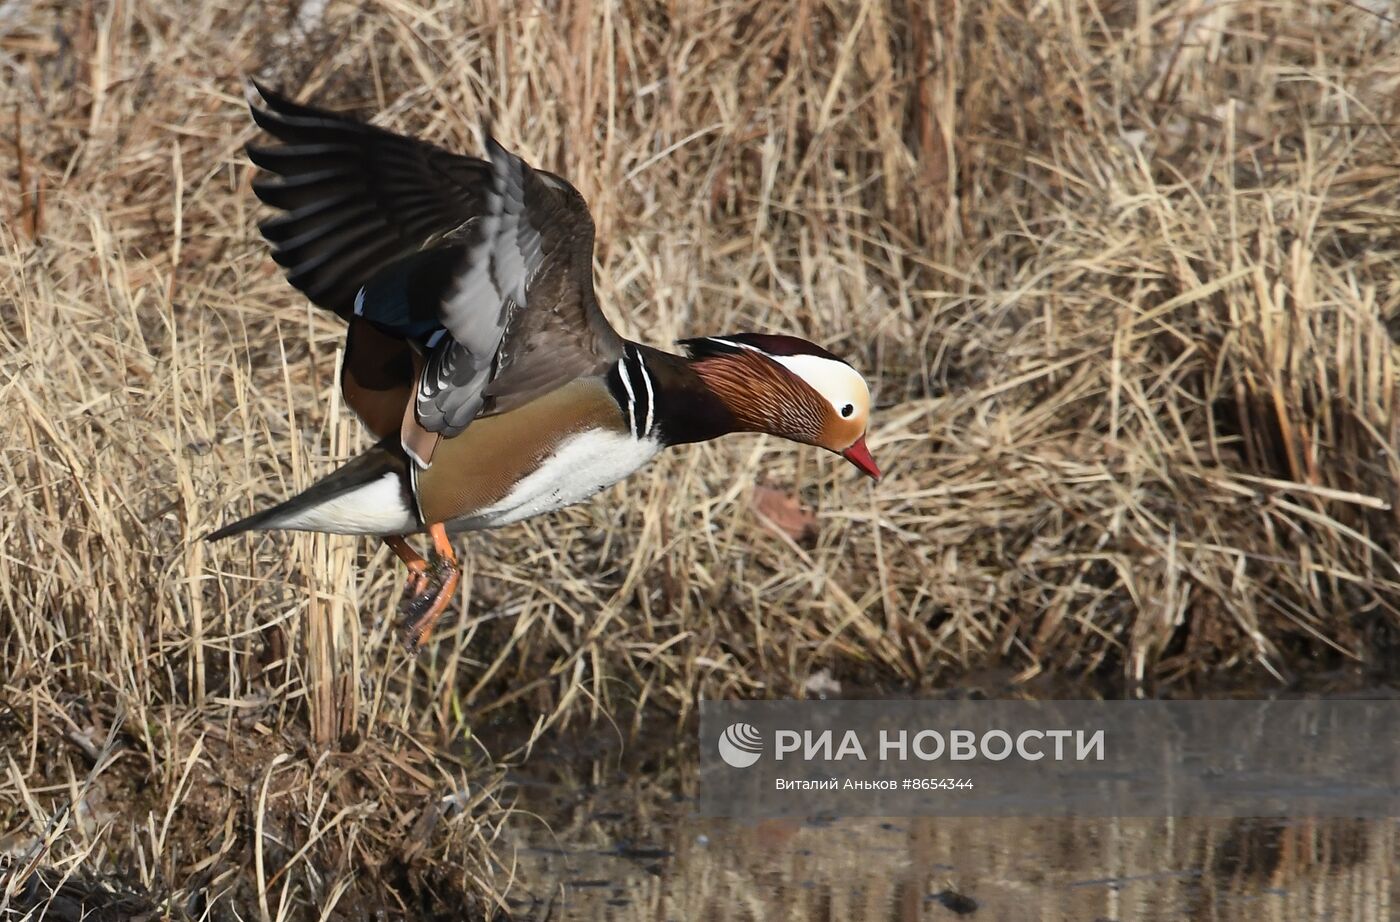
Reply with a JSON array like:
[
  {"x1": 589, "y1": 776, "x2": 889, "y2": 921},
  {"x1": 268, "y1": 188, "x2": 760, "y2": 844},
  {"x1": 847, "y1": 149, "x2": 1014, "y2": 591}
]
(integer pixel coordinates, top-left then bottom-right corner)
[{"x1": 495, "y1": 718, "x2": 1399, "y2": 920}]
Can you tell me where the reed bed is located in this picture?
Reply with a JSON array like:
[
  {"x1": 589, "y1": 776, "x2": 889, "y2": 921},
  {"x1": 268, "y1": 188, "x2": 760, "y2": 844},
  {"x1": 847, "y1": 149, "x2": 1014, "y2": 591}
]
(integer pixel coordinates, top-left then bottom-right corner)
[{"x1": 3, "y1": 0, "x2": 1400, "y2": 916}]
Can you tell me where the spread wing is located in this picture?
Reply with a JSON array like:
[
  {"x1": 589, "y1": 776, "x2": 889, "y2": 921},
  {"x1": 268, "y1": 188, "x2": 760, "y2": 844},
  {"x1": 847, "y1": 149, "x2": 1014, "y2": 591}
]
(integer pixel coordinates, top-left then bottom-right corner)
[
  {"x1": 244, "y1": 82, "x2": 624, "y2": 467},
  {"x1": 245, "y1": 80, "x2": 489, "y2": 317}
]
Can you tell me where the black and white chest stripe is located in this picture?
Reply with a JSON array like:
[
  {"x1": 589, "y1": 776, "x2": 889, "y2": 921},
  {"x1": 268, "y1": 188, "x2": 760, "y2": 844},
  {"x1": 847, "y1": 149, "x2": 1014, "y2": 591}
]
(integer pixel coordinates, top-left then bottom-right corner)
[{"x1": 608, "y1": 344, "x2": 657, "y2": 440}]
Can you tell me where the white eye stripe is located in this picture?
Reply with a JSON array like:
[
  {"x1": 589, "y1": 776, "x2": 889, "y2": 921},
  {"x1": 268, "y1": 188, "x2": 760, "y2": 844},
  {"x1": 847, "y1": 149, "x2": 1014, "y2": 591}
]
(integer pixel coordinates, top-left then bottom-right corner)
[
  {"x1": 772, "y1": 354, "x2": 869, "y2": 418},
  {"x1": 705, "y1": 337, "x2": 764, "y2": 354}
]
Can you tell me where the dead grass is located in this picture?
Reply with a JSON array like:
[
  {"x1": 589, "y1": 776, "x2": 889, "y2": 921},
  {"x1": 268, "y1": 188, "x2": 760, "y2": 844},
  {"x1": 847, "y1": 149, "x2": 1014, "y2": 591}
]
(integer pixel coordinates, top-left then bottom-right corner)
[{"x1": 3, "y1": 0, "x2": 1400, "y2": 916}]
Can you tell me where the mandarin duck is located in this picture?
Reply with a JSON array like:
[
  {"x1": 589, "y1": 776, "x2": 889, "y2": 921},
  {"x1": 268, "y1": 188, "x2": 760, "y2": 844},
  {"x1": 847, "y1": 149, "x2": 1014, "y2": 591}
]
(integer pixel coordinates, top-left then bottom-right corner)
[{"x1": 209, "y1": 82, "x2": 880, "y2": 651}]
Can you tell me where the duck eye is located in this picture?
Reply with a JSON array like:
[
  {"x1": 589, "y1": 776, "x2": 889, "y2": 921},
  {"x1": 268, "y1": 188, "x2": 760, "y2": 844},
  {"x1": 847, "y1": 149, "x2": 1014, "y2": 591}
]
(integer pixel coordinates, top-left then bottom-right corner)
[{"x1": 840, "y1": 403, "x2": 855, "y2": 418}]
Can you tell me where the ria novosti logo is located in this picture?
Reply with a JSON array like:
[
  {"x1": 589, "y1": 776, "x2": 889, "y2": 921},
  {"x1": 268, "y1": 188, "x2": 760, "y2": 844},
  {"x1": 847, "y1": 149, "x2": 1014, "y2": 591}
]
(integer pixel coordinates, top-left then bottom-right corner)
[
  {"x1": 717, "y1": 722, "x2": 764, "y2": 768},
  {"x1": 715, "y1": 723, "x2": 1106, "y2": 769}
]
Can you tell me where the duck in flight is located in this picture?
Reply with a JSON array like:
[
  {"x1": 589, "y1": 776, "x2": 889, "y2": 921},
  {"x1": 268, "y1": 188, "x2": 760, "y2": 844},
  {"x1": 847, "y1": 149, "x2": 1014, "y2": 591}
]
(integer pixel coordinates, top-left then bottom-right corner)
[{"x1": 209, "y1": 82, "x2": 881, "y2": 651}]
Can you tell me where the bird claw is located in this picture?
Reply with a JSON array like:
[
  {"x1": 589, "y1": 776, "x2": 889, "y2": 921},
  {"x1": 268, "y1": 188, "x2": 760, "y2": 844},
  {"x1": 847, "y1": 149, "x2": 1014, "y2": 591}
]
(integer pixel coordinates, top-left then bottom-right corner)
[
  {"x1": 401, "y1": 568, "x2": 430, "y2": 604},
  {"x1": 398, "y1": 580, "x2": 440, "y2": 654},
  {"x1": 399, "y1": 581, "x2": 438, "y2": 621},
  {"x1": 397, "y1": 551, "x2": 458, "y2": 654}
]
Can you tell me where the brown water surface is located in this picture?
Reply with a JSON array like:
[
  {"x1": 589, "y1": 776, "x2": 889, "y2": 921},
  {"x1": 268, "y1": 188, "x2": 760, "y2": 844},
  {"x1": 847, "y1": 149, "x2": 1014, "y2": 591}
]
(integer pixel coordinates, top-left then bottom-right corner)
[{"x1": 496, "y1": 709, "x2": 1398, "y2": 921}]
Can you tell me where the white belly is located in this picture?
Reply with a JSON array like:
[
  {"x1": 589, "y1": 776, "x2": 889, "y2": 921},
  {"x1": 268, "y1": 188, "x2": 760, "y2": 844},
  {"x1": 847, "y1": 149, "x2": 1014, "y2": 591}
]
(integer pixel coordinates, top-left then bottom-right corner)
[{"x1": 447, "y1": 429, "x2": 661, "y2": 531}]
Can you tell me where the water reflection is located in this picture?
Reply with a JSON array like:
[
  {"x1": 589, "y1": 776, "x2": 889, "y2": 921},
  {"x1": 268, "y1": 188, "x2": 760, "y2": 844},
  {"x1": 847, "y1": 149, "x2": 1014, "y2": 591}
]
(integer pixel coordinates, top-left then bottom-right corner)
[{"x1": 500, "y1": 734, "x2": 1398, "y2": 920}]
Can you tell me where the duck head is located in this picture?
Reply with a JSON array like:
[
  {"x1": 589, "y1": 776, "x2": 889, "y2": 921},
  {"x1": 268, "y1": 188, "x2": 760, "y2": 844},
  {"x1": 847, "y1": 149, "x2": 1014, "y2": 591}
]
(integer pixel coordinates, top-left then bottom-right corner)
[{"x1": 679, "y1": 334, "x2": 880, "y2": 481}]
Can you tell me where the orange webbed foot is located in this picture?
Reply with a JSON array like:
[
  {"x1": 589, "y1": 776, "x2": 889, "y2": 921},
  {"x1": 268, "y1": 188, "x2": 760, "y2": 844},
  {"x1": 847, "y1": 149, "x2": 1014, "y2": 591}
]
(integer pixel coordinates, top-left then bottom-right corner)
[{"x1": 393, "y1": 524, "x2": 460, "y2": 654}]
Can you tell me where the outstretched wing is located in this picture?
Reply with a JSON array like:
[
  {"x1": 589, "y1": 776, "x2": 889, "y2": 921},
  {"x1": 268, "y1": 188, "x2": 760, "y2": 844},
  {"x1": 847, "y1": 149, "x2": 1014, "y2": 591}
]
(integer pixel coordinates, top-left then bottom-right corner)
[
  {"x1": 245, "y1": 80, "x2": 489, "y2": 317},
  {"x1": 244, "y1": 83, "x2": 624, "y2": 466}
]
